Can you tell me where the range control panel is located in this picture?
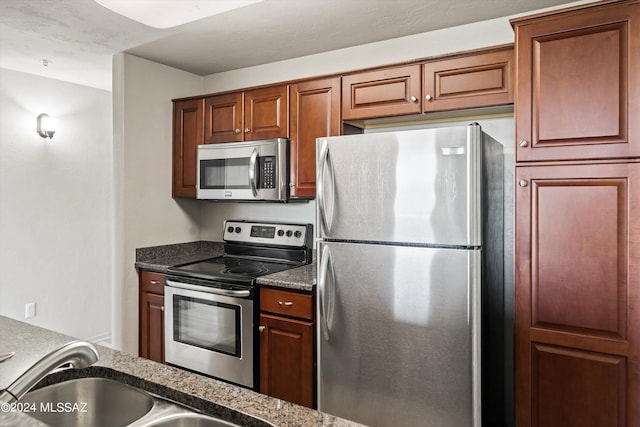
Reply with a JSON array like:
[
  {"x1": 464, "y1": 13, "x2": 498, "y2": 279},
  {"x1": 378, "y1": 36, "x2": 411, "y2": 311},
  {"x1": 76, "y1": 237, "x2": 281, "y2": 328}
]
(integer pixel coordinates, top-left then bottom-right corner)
[{"x1": 223, "y1": 220, "x2": 311, "y2": 247}]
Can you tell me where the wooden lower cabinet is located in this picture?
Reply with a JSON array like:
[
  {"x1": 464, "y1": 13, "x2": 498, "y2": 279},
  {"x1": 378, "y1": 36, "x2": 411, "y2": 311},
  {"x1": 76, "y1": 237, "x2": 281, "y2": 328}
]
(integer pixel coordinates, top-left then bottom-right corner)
[
  {"x1": 259, "y1": 287, "x2": 315, "y2": 408},
  {"x1": 139, "y1": 270, "x2": 165, "y2": 363},
  {"x1": 515, "y1": 162, "x2": 640, "y2": 427}
]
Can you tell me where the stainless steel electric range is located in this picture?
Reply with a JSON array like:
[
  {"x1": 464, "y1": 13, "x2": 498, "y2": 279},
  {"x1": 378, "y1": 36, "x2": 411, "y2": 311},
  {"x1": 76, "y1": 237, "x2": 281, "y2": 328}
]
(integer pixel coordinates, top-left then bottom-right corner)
[{"x1": 164, "y1": 220, "x2": 313, "y2": 389}]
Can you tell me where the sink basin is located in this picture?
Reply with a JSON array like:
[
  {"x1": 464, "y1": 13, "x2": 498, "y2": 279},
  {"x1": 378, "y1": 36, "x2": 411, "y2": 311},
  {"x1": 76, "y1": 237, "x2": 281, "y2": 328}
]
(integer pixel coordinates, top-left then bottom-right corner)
[
  {"x1": 145, "y1": 413, "x2": 240, "y2": 427},
  {"x1": 21, "y1": 377, "x2": 154, "y2": 427}
]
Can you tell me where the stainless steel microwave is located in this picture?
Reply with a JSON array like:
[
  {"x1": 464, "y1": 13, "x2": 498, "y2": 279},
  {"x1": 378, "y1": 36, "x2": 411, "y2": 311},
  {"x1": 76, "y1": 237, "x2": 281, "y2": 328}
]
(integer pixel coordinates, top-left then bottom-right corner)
[{"x1": 197, "y1": 138, "x2": 289, "y2": 202}]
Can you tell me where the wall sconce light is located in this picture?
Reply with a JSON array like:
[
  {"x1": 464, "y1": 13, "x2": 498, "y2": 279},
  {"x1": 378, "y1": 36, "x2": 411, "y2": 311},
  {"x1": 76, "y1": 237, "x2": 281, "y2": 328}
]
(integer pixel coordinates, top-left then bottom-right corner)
[{"x1": 37, "y1": 113, "x2": 58, "y2": 139}]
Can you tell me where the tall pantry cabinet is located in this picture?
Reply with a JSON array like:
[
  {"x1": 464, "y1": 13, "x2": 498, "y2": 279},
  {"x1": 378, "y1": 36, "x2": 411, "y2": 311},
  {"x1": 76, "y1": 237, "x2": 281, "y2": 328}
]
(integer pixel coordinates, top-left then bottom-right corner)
[{"x1": 511, "y1": 1, "x2": 640, "y2": 426}]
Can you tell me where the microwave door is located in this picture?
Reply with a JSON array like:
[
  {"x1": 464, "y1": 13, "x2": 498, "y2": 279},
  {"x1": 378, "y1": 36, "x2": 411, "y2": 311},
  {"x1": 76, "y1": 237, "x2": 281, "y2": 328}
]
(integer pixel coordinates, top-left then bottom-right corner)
[{"x1": 199, "y1": 148, "x2": 258, "y2": 200}]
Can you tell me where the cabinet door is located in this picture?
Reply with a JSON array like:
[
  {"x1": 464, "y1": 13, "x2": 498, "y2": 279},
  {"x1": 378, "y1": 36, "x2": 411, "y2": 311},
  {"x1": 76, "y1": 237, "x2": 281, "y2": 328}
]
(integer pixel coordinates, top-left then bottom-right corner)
[
  {"x1": 342, "y1": 65, "x2": 421, "y2": 120},
  {"x1": 139, "y1": 291, "x2": 165, "y2": 363},
  {"x1": 172, "y1": 98, "x2": 203, "y2": 198},
  {"x1": 515, "y1": 162, "x2": 640, "y2": 427},
  {"x1": 423, "y1": 47, "x2": 513, "y2": 112},
  {"x1": 289, "y1": 78, "x2": 341, "y2": 198},
  {"x1": 513, "y1": 2, "x2": 640, "y2": 161},
  {"x1": 259, "y1": 313, "x2": 314, "y2": 408},
  {"x1": 244, "y1": 85, "x2": 288, "y2": 141},
  {"x1": 204, "y1": 92, "x2": 243, "y2": 144}
]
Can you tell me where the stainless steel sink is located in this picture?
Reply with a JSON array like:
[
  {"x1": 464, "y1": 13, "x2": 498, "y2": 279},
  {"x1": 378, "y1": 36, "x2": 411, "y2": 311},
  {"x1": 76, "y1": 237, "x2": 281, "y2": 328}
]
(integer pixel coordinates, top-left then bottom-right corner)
[
  {"x1": 21, "y1": 377, "x2": 154, "y2": 427},
  {"x1": 20, "y1": 377, "x2": 274, "y2": 427},
  {"x1": 144, "y1": 413, "x2": 241, "y2": 427}
]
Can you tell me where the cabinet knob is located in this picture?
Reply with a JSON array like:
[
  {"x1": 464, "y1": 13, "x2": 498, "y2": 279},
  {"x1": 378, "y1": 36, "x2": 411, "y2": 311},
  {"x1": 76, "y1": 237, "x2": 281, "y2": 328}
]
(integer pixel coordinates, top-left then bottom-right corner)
[
  {"x1": 410, "y1": 96, "x2": 418, "y2": 102},
  {"x1": 234, "y1": 129, "x2": 241, "y2": 134},
  {"x1": 259, "y1": 326, "x2": 265, "y2": 332},
  {"x1": 289, "y1": 182, "x2": 295, "y2": 187},
  {"x1": 518, "y1": 179, "x2": 529, "y2": 187},
  {"x1": 519, "y1": 139, "x2": 529, "y2": 148},
  {"x1": 425, "y1": 94, "x2": 433, "y2": 101},
  {"x1": 160, "y1": 306, "x2": 164, "y2": 312},
  {"x1": 244, "y1": 128, "x2": 250, "y2": 133}
]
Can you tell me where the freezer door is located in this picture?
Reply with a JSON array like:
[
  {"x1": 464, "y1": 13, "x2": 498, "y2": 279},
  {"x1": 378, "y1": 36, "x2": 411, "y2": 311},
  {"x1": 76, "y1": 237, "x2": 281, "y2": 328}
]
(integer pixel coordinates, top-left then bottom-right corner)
[
  {"x1": 316, "y1": 125, "x2": 481, "y2": 246},
  {"x1": 317, "y1": 241, "x2": 481, "y2": 427}
]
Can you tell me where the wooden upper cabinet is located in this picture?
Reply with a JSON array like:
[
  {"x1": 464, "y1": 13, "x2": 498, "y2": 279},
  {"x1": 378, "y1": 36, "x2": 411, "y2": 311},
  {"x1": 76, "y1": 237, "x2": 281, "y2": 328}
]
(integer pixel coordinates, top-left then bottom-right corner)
[
  {"x1": 515, "y1": 162, "x2": 640, "y2": 427},
  {"x1": 204, "y1": 92, "x2": 243, "y2": 144},
  {"x1": 289, "y1": 77, "x2": 341, "y2": 198},
  {"x1": 342, "y1": 65, "x2": 421, "y2": 120},
  {"x1": 512, "y1": 1, "x2": 640, "y2": 162},
  {"x1": 204, "y1": 85, "x2": 288, "y2": 144},
  {"x1": 423, "y1": 47, "x2": 513, "y2": 112},
  {"x1": 244, "y1": 85, "x2": 289, "y2": 140},
  {"x1": 172, "y1": 98, "x2": 204, "y2": 198}
]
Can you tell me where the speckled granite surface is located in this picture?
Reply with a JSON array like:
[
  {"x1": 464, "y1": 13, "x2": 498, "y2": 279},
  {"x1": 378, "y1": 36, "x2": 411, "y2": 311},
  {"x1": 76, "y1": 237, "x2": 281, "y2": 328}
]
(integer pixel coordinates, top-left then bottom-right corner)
[
  {"x1": 136, "y1": 241, "x2": 316, "y2": 292},
  {"x1": 135, "y1": 241, "x2": 225, "y2": 273},
  {"x1": 0, "y1": 316, "x2": 364, "y2": 427}
]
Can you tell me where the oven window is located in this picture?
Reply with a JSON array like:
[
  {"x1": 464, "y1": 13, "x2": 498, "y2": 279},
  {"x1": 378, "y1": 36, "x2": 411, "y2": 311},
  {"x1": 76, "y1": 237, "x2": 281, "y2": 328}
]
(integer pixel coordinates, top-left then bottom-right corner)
[
  {"x1": 201, "y1": 158, "x2": 250, "y2": 189},
  {"x1": 173, "y1": 295, "x2": 241, "y2": 357}
]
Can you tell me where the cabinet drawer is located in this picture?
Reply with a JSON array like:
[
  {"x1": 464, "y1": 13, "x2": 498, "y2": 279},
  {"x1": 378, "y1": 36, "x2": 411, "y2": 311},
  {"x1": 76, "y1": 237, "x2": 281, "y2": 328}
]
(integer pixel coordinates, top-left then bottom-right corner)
[
  {"x1": 140, "y1": 270, "x2": 165, "y2": 295},
  {"x1": 260, "y1": 288, "x2": 313, "y2": 320}
]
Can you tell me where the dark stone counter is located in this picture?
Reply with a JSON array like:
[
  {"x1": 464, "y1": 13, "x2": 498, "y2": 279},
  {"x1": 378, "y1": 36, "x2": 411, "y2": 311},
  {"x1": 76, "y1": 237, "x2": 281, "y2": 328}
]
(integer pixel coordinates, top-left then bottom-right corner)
[{"x1": 0, "y1": 316, "x2": 363, "y2": 427}]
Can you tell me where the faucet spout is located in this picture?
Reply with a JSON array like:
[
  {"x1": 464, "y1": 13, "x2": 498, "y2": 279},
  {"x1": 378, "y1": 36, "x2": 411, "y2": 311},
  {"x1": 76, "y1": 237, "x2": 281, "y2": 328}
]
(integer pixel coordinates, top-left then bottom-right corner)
[{"x1": 0, "y1": 340, "x2": 99, "y2": 403}]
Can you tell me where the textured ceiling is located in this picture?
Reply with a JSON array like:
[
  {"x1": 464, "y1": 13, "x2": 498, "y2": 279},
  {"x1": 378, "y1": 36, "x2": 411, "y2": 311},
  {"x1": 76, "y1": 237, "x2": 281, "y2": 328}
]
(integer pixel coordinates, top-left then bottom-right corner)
[{"x1": 0, "y1": 0, "x2": 584, "y2": 90}]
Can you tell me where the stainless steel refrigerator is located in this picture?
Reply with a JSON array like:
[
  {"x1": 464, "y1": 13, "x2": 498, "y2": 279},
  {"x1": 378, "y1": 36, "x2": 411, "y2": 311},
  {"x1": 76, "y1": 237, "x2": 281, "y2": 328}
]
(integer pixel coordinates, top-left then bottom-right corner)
[{"x1": 316, "y1": 124, "x2": 504, "y2": 427}]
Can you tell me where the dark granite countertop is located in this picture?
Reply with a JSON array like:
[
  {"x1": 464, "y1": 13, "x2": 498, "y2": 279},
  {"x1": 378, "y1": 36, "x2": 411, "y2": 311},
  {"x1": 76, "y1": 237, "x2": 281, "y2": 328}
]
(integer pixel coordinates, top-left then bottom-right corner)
[
  {"x1": 0, "y1": 316, "x2": 363, "y2": 427},
  {"x1": 135, "y1": 241, "x2": 315, "y2": 292}
]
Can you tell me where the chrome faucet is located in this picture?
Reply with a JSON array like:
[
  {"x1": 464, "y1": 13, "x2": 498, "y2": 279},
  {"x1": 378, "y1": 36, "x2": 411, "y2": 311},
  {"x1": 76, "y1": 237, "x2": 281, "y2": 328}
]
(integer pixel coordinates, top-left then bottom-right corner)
[{"x1": 0, "y1": 340, "x2": 99, "y2": 403}]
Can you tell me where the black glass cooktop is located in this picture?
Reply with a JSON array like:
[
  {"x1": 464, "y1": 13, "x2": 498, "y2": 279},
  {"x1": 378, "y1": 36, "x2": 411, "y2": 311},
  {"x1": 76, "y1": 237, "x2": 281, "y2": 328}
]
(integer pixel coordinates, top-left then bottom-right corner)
[{"x1": 167, "y1": 255, "x2": 300, "y2": 284}]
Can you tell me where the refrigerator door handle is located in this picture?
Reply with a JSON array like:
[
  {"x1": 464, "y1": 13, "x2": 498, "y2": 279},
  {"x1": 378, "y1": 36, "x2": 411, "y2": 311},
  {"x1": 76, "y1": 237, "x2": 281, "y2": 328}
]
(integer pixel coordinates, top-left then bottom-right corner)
[
  {"x1": 317, "y1": 140, "x2": 334, "y2": 234},
  {"x1": 318, "y1": 244, "x2": 336, "y2": 341}
]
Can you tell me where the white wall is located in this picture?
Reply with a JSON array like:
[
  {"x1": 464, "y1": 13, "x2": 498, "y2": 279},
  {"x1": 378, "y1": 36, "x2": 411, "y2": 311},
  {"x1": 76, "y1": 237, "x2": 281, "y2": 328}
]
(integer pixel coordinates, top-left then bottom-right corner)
[
  {"x1": 0, "y1": 68, "x2": 112, "y2": 342},
  {"x1": 112, "y1": 53, "x2": 204, "y2": 353}
]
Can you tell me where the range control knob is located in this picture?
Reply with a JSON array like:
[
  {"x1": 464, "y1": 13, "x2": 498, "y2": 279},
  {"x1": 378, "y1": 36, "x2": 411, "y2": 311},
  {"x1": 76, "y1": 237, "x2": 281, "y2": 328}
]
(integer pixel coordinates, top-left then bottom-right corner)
[
  {"x1": 227, "y1": 226, "x2": 234, "y2": 233},
  {"x1": 234, "y1": 227, "x2": 242, "y2": 233},
  {"x1": 277, "y1": 229, "x2": 285, "y2": 237},
  {"x1": 294, "y1": 231, "x2": 302, "y2": 238},
  {"x1": 286, "y1": 230, "x2": 293, "y2": 237}
]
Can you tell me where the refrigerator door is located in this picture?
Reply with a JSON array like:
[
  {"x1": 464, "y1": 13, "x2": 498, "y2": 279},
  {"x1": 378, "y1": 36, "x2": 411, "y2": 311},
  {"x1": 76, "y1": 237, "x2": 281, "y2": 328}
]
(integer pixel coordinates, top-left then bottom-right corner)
[
  {"x1": 317, "y1": 241, "x2": 481, "y2": 427},
  {"x1": 316, "y1": 125, "x2": 481, "y2": 246}
]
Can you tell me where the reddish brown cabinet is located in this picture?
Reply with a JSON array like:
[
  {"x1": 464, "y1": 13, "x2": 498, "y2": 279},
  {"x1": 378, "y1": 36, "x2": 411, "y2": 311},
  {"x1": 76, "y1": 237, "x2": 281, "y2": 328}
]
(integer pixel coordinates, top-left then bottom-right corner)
[
  {"x1": 172, "y1": 98, "x2": 204, "y2": 198},
  {"x1": 139, "y1": 270, "x2": 165, "y2": 363},
  {"x1": 289, "y1": 77, "x2": 341, "y2": 198},
  {"x1": 342, "y1": 65, "x2": 421, "y2": 120},
  {"x1": 513, "y1": 2, "x2": 640, "y2": 426},
  {"x1": 423, "y1": 46, "x2": 513, "y2": 112},
  {"x1": 205, "y1": 86, "x2": 289, "y2": 144},
  {"x1": 513, "y1": 1, "x2": 640, "y2": 162},
  {"x1": 514, "y1": 162, "x2": 640, "y2": 427},
  {"x1": 259, "y1": 287, "x2": 315, "y2": 408}
]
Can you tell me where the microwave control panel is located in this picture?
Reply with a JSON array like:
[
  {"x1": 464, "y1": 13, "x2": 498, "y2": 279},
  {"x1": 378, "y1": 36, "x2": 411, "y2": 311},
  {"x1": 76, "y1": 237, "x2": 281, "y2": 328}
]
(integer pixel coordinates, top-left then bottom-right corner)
[{"x1": 260, "y1": 157, "x2": 276, "y2": 189}]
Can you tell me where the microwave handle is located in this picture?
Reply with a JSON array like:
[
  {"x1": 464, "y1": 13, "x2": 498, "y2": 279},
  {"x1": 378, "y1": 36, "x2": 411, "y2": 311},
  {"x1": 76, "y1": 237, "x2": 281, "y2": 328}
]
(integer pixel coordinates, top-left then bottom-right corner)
[{"x1": 248, "y1": 148, "x2": 259, "y2": 197}]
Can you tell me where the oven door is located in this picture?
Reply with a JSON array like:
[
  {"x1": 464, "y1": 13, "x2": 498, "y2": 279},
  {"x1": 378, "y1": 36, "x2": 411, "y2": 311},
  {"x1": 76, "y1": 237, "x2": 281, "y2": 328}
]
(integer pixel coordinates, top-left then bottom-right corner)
[
  {"x1": 196, "y1": 139, "x2": 288, "y2": 201},
  {"x1": 164, "y1": 279, "x2": 255, "y2": 389}
]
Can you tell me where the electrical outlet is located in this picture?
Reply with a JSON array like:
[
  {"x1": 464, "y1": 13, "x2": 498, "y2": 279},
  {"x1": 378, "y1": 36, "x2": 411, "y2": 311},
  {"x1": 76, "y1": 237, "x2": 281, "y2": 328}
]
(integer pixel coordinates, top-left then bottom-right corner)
[{"x1": 25, "y1": 302, "x2": 36, "y2": 319}]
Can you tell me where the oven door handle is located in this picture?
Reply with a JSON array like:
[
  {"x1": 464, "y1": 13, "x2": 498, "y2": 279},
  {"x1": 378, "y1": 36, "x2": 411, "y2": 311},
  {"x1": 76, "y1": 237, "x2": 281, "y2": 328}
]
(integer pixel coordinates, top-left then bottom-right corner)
[{"x1": 166, "y1": 280, "x2": 251, "y2": 298}]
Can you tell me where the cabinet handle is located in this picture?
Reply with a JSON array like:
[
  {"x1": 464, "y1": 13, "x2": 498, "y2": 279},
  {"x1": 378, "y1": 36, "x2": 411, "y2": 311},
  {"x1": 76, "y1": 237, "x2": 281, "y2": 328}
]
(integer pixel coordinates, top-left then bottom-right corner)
[
  {"x1": 160, "y1": 306, "x2": 164, "y2": 312},
  {"x1": 259, "y1": 326, "x2": 265, "y2": 332},
  {"x1": 410, "y1": 96, "x2": 418, "y2": 102},
  {"x1": 519, "y1": 179, "x2": 529, "y2": 187},
  {"x1": 244, "y1": 128, "x2": 250, "y2": 133},
  {"x1": 425, "y1": 94, "x2": 433, "y2": 101},
  {"x1": 289, "y1": 182, "x2": 295, "y2": 187},
  {"x1": 150, "y1": 280, "x2": 159, "y2": 285},
  {"x1": 234, "y1": 129, "x2": 241, "y2": 134},
  {"x1": 277, "y1": 301, "x2": 294, "y2": 307},
  {"x1": 519, "y1": 139, "x2": 529, "y2": 148}
]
